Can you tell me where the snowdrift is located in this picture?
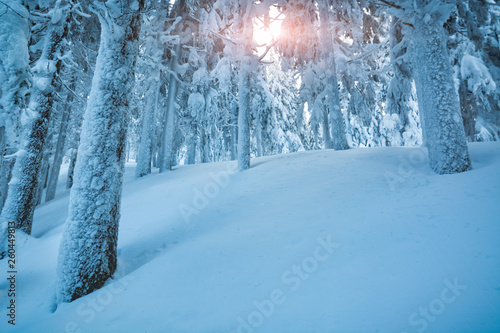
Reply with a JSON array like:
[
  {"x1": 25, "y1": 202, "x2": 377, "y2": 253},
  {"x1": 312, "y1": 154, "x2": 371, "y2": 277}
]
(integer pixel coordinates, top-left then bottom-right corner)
[{"x1": 1, "y1": 142, "x2": 499, "y2": 333}]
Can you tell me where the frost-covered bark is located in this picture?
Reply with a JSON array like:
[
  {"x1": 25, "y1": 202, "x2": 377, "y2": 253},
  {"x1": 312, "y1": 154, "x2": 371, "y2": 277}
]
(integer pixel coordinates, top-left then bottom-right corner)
[
  {"x1": 160, "y1": 44, "x2": 181, "y2": 172},
  {"x1": 186, "y1": 129, "x2": 196, "y2": 165},
  {"x1": 412, "y1": 1, "x2": 471, "y2": 174},
  {"x1": 0, "y1": 129, "x2": 16, "y2": 214},
  {"x1": 236, "y1": 2, "x2": 254, "y2": 171},
  {"x1": 0, "y1": 1, "x2": 30, "y2": 147},
  {"x1": 56, "y1": 0, "x2": 143, "y2": 303},
  {"x1": 230, "y1": 100, "x2": 238, "y2": 160},
  {"x1": 322, "y1": 106, "x2": 333, "y2": 149},
  {"x1": 1, "y1": 6, "x2": 69, "y2": 235},
  {"x1": 0, "y1": 1, "x2": 30, "y2": 221},
  {"x1": 66, "y1": 148, "x2": 77, "y2": 189},
  {"x1": 388, "y1": 18, "x2": 412, "y2": 128},
  {"x1": 35, "y1": 132, "x2": 53, "y2": 205},
  {"x1": 136, "y1": 76, "x2": 159, "y2": 177},
  {"x1": 45, "y1": 91, "x2": 72, "y2": 202},
  {"x1": 237, "y1": 64, "x2": 251, "y2": 171},
  {"x1": 0, "y1": 0, "x2": 31, "y2": 220},
  {"x1": 318, "y1": 3, "x2": 349, "y2": 151}
]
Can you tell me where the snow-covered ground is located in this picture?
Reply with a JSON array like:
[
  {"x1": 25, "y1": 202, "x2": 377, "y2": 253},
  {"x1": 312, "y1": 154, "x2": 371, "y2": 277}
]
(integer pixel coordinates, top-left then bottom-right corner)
[{"x1": 1, "y1": 142, "x2": 499, "y2": 333}]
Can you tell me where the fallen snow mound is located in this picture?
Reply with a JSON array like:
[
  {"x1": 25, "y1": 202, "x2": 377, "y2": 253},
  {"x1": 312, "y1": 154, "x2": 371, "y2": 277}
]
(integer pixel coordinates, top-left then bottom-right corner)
[{"x1": 1, "y1": 142, "x2": 499, "y2": 333}]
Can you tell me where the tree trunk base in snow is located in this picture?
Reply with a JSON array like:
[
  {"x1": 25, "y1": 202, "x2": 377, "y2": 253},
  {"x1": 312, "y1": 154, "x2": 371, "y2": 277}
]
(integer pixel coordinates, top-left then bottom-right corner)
[{"x1": 413, "y1": 14, "x2": 471, "y2": 175}]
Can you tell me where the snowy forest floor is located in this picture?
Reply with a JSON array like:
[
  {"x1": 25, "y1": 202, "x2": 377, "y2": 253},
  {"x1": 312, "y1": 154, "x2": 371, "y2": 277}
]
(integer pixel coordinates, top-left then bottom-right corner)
[{"x1": 1, "y1": 142, "x2": 500, "y2": 333}]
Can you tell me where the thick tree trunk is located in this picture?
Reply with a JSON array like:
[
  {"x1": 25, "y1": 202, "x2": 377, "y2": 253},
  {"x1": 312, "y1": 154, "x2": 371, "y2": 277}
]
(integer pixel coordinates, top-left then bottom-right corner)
[
  {"x1": 0, "y1": 2, "x2": 30, "y2": 256},
  {"x1": 1, "y1": 18, "x2": 69, "y2": 235},
  {"x1": 56, "y1": 2, "x2": 143, "y2": 303},
  {"x1": 412, "y1": 7, "x2": 471, "y2": 174}
]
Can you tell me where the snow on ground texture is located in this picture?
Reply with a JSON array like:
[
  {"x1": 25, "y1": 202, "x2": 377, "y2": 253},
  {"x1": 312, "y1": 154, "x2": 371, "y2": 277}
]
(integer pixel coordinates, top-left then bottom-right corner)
[{"x1": 1, "y1": 142, "x2": 499, "y2": 333}]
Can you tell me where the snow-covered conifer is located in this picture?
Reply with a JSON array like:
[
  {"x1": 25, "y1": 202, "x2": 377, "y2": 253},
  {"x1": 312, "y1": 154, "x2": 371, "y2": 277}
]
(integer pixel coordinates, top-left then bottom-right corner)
[{"x1": 56, "y1": 0, "x2": 144, "y2": 303}]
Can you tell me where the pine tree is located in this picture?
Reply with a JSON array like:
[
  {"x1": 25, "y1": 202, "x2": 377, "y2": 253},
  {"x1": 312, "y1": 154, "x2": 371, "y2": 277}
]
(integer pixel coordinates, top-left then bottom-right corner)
[
  {"x1": 56, "y1": 0, "x2": 144, "y2": 303},
  {"x1": 1, "y1": 1, "x2": 71, "y2": 235},
  {"x1": 411, "y1": 0, "x2": 471, "y2": 174},
  {"x1": 0, "y1": 0, "x2": 31, "y2": 257}
]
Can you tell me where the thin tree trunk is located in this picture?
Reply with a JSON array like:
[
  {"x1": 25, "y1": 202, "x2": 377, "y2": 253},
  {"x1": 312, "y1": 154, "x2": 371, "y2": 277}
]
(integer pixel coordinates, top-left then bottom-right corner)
[
  {"x1": 319, "y1": 3, "x2": 349, "y2": 151},
  {"x1": 66, "y1": 148, "x2": 77, "y2": 189},
  {"x1": 160, "y1": 44, "x2": 180, "y2": 172},
  {"x1": 46, "y1": 93, "x2": 72, "y2": 202},
  {"x1": 136, "y1": 77, "x2": 159, "y2": 178},
  {"x1": 237, "y1": 66, "x2": 251, "y2": 171},
  {"x1": 35, "y1": 127, "x2": 55, "y2": 205},
  {"x1": 200, "y1": 127, "x2": 209, "y2": 163},
  {"x1": 186, "y1": 128, "x2": 196, "y2": 165},
  {"x1": 256, "y1": 112, "x2": 263, "y2": 157},
  {"x1": 230, "y1": 100, "x2": 238, "y2": 160},
  {"x1": 0, "y1": 127, "x2": 9, "y2": 213},
  {"x1": 322, "y1": 106, "x2": 333, "y2": 149}
]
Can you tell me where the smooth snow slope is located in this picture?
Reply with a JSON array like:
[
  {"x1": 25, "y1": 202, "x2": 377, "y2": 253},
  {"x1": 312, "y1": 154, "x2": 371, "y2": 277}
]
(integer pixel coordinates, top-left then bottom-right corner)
[{"x1": 1, "y1": 142, "x2": 499, "y2": 333}]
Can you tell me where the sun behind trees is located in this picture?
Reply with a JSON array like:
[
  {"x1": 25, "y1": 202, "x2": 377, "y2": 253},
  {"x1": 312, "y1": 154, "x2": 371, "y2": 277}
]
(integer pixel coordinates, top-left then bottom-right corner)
[{"x1": 0, "y1": 0, "x2": 498, "y2": 303}]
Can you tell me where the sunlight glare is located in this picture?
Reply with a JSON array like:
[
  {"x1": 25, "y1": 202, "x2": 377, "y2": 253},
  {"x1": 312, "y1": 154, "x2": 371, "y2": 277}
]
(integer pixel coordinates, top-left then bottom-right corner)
[{"x1": 253, "y1": 7, "x2": 283, "y2": 46}]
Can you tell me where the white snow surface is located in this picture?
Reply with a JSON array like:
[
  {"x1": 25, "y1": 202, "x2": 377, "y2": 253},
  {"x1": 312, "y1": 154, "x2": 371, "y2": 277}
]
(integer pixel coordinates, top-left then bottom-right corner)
[{"x1": 1, "y1": 142, "x2": 499, "y2": 333}]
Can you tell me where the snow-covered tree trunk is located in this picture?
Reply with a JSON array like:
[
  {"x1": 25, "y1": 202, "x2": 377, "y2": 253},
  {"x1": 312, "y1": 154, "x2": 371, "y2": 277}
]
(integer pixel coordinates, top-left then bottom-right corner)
[
  {"x1": 186, "y1": 129, "x2": 196, "y2": 165},
  {"x1": 237, "y1": 64, "x2": 251, "y2": 171},
  {"x1": 160, "y1": 44, "x2": 180, "y2": 172},
  {"x1": 459, "y1": 79, "x2": 478, "y2": 141},
  {"x1": 322, "y1": 106, "x2": 333, "y2": 149},
  {"x1": 136, "y1": 76, "x2": 159, "y2": 178},
  {"x1": 230, "y1": 100, "x2": 238, "y2": 161},
  {"x1": 0, "y1": 1, "x2": 30, "y2": 149},
  {"x1": 56, "y1": 1, "x2": 143, "y2": 303},
  {"x1": 0, "y1": 128, "x2": 6, "y2": 213},
  {"x1": 1, "y1": 8, "x2": 69, "y2": 235},
  {"x1": 256, "y1": 111, "x2": 263, "y2": 157},
  {"x1": 45, "y1": 92, "x2": 72, "y2": 202},
  {"x1": 0, "y1": 2, "x2": 30, "y2": 247},
  {"x1": 35, "y1": 143, "x2": 52, "y2": 205},
  {"x1": 0, "y1": 129, "x2": 15, "y2": 214},
  {"x1": 236, "y1": 3, "x2": 253, "y2": 171},
  {"x1": 319, "y1": 3, "x2": 349, "y2": 151},
  {"x1": 388, "y1": 18, "x2": 412, "y2": 128},
  {"x1": 66, "y1": 148, "x2": 77, "y2": 189},
  {"x1": 412, "y1": 2, "x2": 471, "y2": 174}
]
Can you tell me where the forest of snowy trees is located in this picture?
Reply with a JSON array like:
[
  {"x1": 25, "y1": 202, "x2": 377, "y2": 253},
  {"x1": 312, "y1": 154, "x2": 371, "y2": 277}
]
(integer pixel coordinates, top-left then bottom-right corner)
[{"x1": 0, "y1": 0, "x2": 499, "y2": 304}]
